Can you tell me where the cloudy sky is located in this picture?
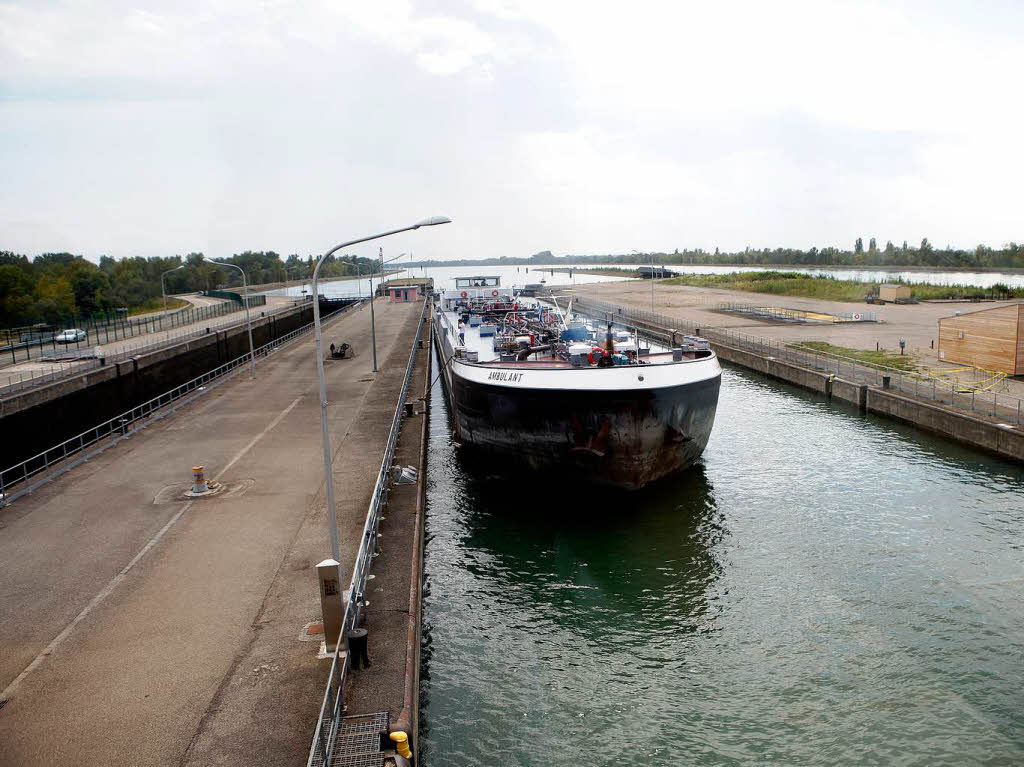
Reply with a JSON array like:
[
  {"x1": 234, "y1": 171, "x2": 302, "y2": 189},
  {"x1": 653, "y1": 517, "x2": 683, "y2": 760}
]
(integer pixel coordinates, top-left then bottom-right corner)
[{"x1": 1, "y1": 0, "x2": 1021, "y2": 263}]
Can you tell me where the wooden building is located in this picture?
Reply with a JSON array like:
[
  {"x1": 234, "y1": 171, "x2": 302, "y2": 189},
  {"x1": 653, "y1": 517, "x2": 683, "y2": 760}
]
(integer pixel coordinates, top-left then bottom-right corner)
[
  {"x1": 937, "y1": 304, "x2": 1024, "y2": 375},
  {"x1": 879, "y1": 283, "x2": 912, "y2": 302}
]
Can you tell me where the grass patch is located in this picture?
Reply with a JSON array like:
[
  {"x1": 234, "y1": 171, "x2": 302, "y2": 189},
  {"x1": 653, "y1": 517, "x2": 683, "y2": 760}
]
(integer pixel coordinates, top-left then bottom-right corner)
[
  {"x1": 127, "y1": 297, "x2": 190, "y2": 316},
  {"x1": 662, "y1": 270, "x2": 1024, "y2": 302},
  {"x1": 790, "y1": 340, "x2": 918, "y2": 372},
  {"x1": 575, "y1": 267, "x2": 640, "y2": 277}
]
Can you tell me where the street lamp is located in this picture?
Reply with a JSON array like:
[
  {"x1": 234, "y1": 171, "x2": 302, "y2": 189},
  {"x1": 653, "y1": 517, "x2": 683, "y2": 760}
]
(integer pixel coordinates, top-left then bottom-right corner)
[
  {"x1": 312, "y1": 216, "x2": 451, "y2": 560},
  {"x1": 161, "y1": 264, "x2": 186, "y2": 313},
  {"x1": 204, "y1": 257, "x2": 256, "y2": 380}
]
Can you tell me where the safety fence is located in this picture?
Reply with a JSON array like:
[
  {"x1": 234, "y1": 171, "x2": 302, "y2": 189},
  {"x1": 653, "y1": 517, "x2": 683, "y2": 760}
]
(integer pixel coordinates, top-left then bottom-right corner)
[
  {"x1": 0, "y1": 299, "x2": 312, "y2": 398},
  {"x1": 565, "y1": 296, "x2": 1024, "y2": 425},
  {"x1": 0, "y1": 303, "x2": 359, "y2": 504},
  {"x1": 308, "y1": 297, "x2": 429, "y2": 767},
  {"x1": 0, "y1": 298, "x2": 251, "y2": 363}
]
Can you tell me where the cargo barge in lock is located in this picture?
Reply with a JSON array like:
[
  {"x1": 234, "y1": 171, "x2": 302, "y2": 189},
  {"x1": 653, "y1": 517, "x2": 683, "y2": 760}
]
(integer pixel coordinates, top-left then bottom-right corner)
[{"x1": 432, "y1": 276, "x2": 722, "y2": 489}]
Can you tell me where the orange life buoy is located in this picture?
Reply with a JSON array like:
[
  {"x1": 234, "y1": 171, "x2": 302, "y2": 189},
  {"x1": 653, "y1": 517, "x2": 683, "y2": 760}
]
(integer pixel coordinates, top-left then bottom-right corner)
[
  {"x1": 460, "y1": 291, "x2": 468, "y2": 299},
  {"x1": 491, "y1": 289, "x2": 499, "y2": 297},
  {"x1": 543, "y1": 313, "x2": 555, "y2": 325}
]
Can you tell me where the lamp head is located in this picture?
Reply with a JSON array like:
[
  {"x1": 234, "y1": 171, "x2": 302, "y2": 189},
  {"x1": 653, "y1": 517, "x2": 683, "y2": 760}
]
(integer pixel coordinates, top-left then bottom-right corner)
[{"x1": 414, "y1": 216, "x2": 452, "y2": 228}]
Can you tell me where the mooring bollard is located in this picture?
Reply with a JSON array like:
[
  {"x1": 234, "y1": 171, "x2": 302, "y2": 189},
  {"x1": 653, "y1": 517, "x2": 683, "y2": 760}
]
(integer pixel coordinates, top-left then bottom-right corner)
[
  {"x1": 316, "y1": 559, "x2": 343, "y2": 652},
  {"x1": 192, "y1": 466, "x2": 208, "y2": 494},
  {"x1": 390, "y1": 731, "x2": 412, "y2": 763},
  {"x1": 347, "y1": 627, "x2": 370, "y2": 670}
]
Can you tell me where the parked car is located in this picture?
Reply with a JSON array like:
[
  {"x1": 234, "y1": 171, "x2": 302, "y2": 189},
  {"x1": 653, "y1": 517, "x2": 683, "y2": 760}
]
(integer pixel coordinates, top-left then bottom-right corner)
[{"x1": 55, "y1": 328, "x2": 87, "y2": 344}]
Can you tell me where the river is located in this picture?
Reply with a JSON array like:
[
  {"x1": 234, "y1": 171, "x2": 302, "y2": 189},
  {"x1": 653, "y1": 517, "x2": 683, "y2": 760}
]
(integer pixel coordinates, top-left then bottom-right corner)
[
  {"x1": 265, "y1": 264, "x2": 1024, "y2": 299},
  {"x1": 419, "y1": 361, "x2": 1024, "y2": 765}
]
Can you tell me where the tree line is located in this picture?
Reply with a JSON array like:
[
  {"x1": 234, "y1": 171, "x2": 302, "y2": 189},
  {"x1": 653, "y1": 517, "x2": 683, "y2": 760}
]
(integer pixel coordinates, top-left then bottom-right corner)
[
  {"x1": 411, "y1": 240, "x2": 1024, "y2": 269},
  {"x1": 0, "y1": 251, "x2": 378, "y2": 328}
]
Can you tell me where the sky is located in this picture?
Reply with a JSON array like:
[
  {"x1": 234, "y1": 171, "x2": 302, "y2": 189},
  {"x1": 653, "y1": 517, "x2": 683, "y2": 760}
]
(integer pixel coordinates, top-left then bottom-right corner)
[{"x1": 1, "y1": 0, "x2": 1022, "y2": 263}]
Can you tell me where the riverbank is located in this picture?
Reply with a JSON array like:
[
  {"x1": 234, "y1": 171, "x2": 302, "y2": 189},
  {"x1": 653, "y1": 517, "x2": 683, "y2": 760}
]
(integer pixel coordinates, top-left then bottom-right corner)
[{"x1": 662, "y1": 270, "x2": 1024, "y2": 301}]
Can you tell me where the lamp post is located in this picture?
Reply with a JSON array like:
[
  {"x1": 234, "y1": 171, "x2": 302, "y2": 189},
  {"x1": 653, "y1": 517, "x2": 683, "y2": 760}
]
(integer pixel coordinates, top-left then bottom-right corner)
[
  {"x1": 161, "y1": 264, "x2": 185, "y2": 314},
  {"x1": 204, "y1": 258, "x2": 256, "y2": 380},
  {"x1": 312, "y1": 216, "x2": 451, "y2": 560}
]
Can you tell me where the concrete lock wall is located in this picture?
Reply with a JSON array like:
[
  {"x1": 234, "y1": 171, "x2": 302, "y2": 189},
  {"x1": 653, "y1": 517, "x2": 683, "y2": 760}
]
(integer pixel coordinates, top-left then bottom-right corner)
[
  {"x1": 712, "y1": 342, "x2": 832, "y2": 396},
  {"x1": 0, "y1": 303, "x2": 323, "y2": 470},
  {"x1": 866, "y1": 388, "x2": 1024, "y2": 462},
  {"x1": 830, "y1": 377, "x2": 868, "y2": 409}
]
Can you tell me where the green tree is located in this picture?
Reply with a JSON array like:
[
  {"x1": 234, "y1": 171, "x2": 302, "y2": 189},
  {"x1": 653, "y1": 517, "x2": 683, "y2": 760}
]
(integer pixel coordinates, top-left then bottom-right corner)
[
  {"x1": 33, "y1": 272, "x2": 76, "y2": 322},
  {"x1": 0, "y1": 265, "x2": 35, "y2": 325}
]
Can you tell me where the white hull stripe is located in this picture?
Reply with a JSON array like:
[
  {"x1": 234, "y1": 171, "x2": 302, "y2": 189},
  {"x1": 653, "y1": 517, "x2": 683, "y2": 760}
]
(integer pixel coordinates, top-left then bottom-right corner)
[{"x1": 448, "y1": 353, "x2": 721, "y2": 391}]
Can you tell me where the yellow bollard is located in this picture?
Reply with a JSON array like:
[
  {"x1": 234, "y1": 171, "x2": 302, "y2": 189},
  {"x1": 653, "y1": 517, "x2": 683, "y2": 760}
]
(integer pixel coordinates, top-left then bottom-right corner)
[{"x1": 389, "y1": 731, "x2": 412, "y2": 759}]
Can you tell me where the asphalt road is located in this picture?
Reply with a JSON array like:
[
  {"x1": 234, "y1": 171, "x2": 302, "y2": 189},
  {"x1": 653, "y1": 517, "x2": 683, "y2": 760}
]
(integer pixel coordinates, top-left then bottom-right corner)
[
  {"x1": 0, "y1": 294, "x2": 304, "y2": 397},
  {"x1": 0, "y1": 298, "x2": 420, "y2": 765}
]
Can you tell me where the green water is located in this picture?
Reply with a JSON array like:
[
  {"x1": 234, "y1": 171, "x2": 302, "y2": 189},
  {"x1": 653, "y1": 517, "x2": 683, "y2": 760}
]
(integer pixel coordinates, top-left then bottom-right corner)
[{"x1": 420, "y1": 364, "x2": 1024, "y2": 765}]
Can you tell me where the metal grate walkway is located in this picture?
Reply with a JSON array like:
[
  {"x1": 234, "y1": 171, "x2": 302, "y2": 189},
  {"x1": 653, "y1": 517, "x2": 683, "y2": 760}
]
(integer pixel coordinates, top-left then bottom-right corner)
[{"x1": 310, "y1": 712, "x2": 391, "y2": 767}]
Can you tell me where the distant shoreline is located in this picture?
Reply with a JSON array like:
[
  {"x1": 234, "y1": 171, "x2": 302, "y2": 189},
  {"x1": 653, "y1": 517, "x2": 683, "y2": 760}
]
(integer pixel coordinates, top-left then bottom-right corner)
[{"x1": 406, "y1": 262, "x2": 1024, "y2": 275}]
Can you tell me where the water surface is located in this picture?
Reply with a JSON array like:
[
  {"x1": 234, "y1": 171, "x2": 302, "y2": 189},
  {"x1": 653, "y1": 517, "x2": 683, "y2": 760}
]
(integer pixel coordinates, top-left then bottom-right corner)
[{"x1": 421, "y1": 363, "x2": 1024, "y2": 765}]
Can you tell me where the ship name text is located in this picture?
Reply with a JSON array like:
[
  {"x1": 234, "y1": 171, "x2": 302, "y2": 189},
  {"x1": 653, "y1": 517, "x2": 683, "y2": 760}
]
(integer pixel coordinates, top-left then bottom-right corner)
[{"x1": 487, "y1": 370, "x2": 524, "y2": 383}]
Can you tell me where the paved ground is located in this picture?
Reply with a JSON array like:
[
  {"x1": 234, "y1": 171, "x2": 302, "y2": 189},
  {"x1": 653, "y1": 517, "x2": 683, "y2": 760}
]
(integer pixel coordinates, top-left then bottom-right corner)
[
  {"x1": 0, "y1": 298, "x2": 421, "y2": 766},
  {"x1": 574, "y1": 281, "x2": 1024, "y2": 396}
]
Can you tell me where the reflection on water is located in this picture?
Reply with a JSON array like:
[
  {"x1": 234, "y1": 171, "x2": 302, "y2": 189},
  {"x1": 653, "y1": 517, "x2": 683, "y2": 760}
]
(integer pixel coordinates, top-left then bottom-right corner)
[
  {"x1": 421, "y1": 360, "x2": 1024, "y2": 765},
  {"x1": 452, "y1": 466, "x2": 726, "y2": 646}
]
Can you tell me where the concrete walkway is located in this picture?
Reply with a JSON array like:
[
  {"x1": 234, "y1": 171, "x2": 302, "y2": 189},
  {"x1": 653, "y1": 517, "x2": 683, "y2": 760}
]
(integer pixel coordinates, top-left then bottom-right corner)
[{"x1": 0, "y1": 298, "x2": 421, "y2": 766}]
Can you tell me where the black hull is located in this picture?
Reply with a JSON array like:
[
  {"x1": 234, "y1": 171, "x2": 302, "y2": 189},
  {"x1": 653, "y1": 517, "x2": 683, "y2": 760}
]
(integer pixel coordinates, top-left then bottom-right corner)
[{"x1": 435, "y1": 344, "x2": 720, "y2": 489}]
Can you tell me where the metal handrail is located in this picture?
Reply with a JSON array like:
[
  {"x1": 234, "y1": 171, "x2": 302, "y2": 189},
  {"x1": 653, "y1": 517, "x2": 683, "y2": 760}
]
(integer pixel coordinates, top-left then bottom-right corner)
[
  {"x1": 308, "y1": 296, "x2": 429, "y2": 767},
  {"x1": 566, "y1": 295, "x2": 1024, "y2": 425},
  {"x1": 0, "y1": 303, "x2": 359, "y2": 503}
]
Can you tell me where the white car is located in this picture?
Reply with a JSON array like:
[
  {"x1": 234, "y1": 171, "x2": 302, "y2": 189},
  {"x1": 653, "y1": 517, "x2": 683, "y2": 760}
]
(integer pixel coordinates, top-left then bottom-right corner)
[{"x1": 55, "y1": 328, "x2": 87, "y2": 344}]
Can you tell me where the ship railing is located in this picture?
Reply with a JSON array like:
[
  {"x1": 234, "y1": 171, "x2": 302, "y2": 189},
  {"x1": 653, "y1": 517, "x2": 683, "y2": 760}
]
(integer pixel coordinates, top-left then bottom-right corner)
[
  {"x1": 0, "y1": 303, "x2": 360, "y2": 505},
  {"x1": 307, "y1": 296, "x2": 429, "y2": 767},
  {"x1": 562, "y1": 295, "x2": 1024, "y2": 426}
]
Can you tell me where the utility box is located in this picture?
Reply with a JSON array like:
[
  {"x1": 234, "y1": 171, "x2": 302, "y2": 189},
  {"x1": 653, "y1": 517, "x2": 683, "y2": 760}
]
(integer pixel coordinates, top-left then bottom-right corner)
[
  {"x1": 879, "y1": 284, "x2": 912, "y2": 302},
  {"x1": 937, "y1": 304, "x2": 1024, "y2": 375}
]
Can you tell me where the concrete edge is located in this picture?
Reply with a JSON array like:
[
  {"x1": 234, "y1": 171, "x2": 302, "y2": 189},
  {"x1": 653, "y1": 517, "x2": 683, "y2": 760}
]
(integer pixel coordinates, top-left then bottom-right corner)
[{"x1": 411, "y1": 308, "x2": 432, "y2": 759}]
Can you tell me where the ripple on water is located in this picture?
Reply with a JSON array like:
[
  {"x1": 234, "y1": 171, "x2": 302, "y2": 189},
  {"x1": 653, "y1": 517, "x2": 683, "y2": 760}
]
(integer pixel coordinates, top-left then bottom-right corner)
[{"x1": 420, "y1": 366, "x2": 1024, "y2": 765}]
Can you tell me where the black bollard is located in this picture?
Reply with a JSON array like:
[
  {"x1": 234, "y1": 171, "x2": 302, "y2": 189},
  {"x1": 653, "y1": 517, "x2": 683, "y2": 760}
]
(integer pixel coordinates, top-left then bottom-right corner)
[{"x1": 347, "y1": 628, "x2": 370, "y2": 670}]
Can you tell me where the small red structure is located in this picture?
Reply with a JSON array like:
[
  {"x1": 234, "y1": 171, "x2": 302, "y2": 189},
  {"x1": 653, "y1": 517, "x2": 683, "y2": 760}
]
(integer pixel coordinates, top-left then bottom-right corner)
[{"x1": 388, "y1": 286, "x2": 419, "y2": 302}]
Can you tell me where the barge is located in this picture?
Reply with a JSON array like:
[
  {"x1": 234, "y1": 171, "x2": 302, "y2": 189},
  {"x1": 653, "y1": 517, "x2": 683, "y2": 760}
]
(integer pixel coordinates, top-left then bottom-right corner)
[{"x1": 433, "y1": 277, "x2": 722, "y2": 489}]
